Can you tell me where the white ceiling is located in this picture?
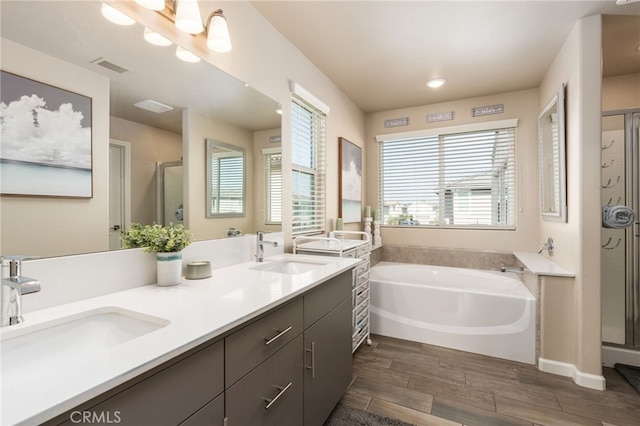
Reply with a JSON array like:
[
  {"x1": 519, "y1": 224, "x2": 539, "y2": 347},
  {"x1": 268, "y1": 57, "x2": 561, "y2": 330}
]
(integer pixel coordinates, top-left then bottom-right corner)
[{"x1": 250, "y1": 0, "x2": 640, "y2": 113}]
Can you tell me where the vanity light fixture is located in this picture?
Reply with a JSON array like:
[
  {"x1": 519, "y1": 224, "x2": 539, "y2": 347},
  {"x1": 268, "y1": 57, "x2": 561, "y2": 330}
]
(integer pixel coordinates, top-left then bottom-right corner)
[
  {"x1": 144, "y1": 27, "x2": 172, "y2": 46},
  {"x1": 101, "y1": 2, "x2": 136, "y2": 25},
  {"x1": 426, "y1": 78, "x2": 446, "y2": 88},
  {"x1": 134, "y1": 0, "x2": 166, "y2": 11},
  {"x1": 176, "y1": 46, "x2": 201, "y2": 63},
  {"x1": 205, "y1": 9, "x2": 232, "y2": 53},
  {"x1": 175, "y1": 0, "x2": 204, "y2": 34}
]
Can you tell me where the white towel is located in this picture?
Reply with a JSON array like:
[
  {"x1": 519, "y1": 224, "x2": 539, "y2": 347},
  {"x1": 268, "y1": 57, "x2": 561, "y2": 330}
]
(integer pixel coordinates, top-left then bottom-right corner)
[{"x1": 602, "y1": 205, "x2": 635, "y2": 229}]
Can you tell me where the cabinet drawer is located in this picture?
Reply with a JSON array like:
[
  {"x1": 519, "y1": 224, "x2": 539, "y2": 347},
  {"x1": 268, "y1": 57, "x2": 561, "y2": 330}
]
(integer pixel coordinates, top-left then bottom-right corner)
[
  {"x1": 60, "y1": 340, "x2": 224, "y2": 426},
  {"x1": 180, "y1": 393, "x2": 224, "y2": 426},
  {"x1": 225, "y1": 335, "x2": 303, "y2": 426},
  {"x1": 304, "y1": 270, "x2": 351, "y2": 328},
  {"x1": 226, "y1": 298, "x2": 303, "y2": 385}
]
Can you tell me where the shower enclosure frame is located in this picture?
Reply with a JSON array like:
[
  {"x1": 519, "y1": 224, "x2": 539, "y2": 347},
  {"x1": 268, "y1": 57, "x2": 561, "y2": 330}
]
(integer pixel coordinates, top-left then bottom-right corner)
[{"x1": 602, "y1": 108, "x2": 640, "y2": 350}]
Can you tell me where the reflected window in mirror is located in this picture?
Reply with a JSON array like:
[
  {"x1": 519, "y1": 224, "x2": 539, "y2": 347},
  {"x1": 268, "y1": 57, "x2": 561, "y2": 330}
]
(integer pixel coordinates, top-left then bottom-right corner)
[
  {"x1": 206, "y1": 139, "x2": 245, "y2": 217},
  {"x1": 263, "y1": 148, "x2": 282, "y2": 224},
  {"x1": 539, "y1": 83, "x2": 567, "y2": 222}
]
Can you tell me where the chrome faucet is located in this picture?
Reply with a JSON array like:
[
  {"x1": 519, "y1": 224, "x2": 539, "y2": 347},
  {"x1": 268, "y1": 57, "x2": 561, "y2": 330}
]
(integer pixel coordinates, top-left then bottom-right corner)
[
  {"x1": 1, "y1": 256, "x2": 41, "y2": 326},
  {"x1": 538, "y1": 237, "x2": 555, "y2": 256},
  {"x1": 256, "y1": 231, "x2": 278, "y2": 262}
]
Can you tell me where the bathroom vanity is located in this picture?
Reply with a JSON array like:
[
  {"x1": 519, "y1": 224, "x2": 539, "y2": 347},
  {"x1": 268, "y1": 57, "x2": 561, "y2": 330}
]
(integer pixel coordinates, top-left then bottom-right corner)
[{"x1": 1, "y1": 254, "x2": 360, "y2": 426}]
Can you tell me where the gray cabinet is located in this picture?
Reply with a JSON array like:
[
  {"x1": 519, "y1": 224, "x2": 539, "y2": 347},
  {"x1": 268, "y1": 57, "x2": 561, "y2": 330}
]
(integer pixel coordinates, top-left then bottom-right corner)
[
  {"x1": 56, "y1": 340, "x2": 224, "y2": 426},
  {"x1": 303, "y1": 298, "x2": 352, "y2": 426},
  {"x1": 47, "y1": 270, "x2": 353, "y2": 426}
]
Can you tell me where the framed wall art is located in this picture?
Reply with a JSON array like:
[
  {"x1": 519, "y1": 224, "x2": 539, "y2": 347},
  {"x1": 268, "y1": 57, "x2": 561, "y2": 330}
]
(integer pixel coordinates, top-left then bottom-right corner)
[
  {"x1": 0, "y1": 70, "x2": 92, "y2": 198},
  {"x1": 339, "y1": 137, "x2": 362, "y2": 223}
]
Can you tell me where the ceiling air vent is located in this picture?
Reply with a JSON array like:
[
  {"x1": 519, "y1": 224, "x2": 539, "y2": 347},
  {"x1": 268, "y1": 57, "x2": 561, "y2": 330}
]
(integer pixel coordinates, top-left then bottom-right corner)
[{"x1": 90, "y1": 57, "x2": 129, "y2": 74}]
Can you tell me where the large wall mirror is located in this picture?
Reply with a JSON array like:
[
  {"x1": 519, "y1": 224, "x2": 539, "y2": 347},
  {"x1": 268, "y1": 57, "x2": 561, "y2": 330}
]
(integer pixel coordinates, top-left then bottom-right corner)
[
  {"x1": 0, "y1": 0, "x2": 282, "y2": 258},
  {"x1": 539, "y1": 83, "x2": 567, "y2": 222}
]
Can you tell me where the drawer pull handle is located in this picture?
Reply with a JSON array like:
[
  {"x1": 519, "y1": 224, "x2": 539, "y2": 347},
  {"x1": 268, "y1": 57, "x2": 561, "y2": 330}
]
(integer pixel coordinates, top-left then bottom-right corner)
[
  {"x1": 264, "y1": 382, "x2": 293, "y2": 410},
  {"x1": 305, "y1": 341, "x2": 316, "y2": 378},
  {"x1": 264, "y1": 326, "x2": 293, "y2": 346}
]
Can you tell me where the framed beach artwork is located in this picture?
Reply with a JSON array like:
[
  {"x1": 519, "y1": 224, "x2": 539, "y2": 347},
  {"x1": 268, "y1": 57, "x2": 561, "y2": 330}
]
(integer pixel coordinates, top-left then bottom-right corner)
[
  {"x1": 339, "y1": 137, "x2": 362, "y2": 223},
  {"x1": 0, "y1": 71, "x2": 92, "y2": 198}
]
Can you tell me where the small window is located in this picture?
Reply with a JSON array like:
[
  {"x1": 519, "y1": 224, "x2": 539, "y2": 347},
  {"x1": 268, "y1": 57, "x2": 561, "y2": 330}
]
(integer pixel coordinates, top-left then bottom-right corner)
[
  {"x1": 291, "y1": 97, "x2": 326, "y2": 235},
  {"x1": 378, "y1": 124, "x2": 516, "y2": 229},
  {"x1": 263, "y1": 148, "x2": 282, "y2": 224}
]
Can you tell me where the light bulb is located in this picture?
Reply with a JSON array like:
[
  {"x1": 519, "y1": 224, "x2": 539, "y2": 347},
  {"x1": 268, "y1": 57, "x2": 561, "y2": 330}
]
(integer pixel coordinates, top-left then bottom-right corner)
[
  {"x1": 101, "y1": 3, "x2": 135, "y2": 26},
  {"x1": 134, "y1": 0, "x2": 165, "y2": 11},
  {"x1": 206, "y1": 11, "x2": 232, "y2": 53},
  {"x1": 176, "y1": 46, "x2": 201, "y2": 63},
  {"x1": 175, "y1": 0, "x2": 203, "y2": 34},
  {"x1": 144, "y1": 27, "x2": 172, "y2": 46}
]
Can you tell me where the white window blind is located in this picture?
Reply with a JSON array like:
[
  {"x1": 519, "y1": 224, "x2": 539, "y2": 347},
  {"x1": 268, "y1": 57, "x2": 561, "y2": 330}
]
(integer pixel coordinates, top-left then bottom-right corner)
[
  {"x1": 379, "y1": 125, "x2": 516, "y2": 228},
  {"x1": 210, "y1": 154, "x2": 244, "y2": 214},
  {"x1": 291, "y1": 96, "x2": 326, "y2": 235},
  {"x1": 263, "y1": 149, "x2": 282, "y2": 224}
]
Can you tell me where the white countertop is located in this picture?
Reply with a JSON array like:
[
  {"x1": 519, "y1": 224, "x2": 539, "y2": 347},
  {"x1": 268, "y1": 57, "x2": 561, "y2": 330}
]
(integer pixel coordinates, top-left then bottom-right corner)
[
  {"x1": 0, "y1": 254, "x2": 360, "y2": 426},
  {"x1": 513, "y1": 252, "x2": 575, "y2": 278}
]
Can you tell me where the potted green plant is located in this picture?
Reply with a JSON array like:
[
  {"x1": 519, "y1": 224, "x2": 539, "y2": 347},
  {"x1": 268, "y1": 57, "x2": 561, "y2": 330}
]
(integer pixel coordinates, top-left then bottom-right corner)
[{"x1": 121, "y1": 223, "x2": 194, "y2": 286}]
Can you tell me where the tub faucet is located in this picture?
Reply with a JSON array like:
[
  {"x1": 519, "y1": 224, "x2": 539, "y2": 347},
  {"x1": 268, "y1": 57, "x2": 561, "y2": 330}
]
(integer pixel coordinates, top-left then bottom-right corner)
[
  {"x1": 538, "y1": 237, "x2": 555, "y2": 256},
  {"x1": 1, "y1": 256, "x2": 41, "y2": 326},
  {"x1": 256, "y1": 231, "x2": 278, "y2": 262}
]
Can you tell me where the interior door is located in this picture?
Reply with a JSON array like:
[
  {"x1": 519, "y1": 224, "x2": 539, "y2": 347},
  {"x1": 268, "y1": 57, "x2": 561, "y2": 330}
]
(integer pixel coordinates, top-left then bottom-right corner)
[{"x1": 109, "y1": 141, "x2": 131, "y2": 250}]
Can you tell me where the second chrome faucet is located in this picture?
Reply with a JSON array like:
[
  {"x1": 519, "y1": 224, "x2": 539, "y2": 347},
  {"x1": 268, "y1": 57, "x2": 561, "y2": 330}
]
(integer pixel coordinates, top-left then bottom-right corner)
[{"x1": 255, "y1": 231, "x2": 278, "y2": 262}]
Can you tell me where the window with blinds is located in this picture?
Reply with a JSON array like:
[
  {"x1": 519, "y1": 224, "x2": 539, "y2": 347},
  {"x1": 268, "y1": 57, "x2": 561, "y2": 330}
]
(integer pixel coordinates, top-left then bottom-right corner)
[
  {"x1": 210, "y1": 154, "x2": 244, "y2": 215},
  {"x1": 263, "y1": 149, "x2": 282, "y2": 224},
  {"x1": 291, "y1": 97, "x2": 326, "y2": 235},
  {"x1": 379, "y1": 126, "x2": 516, "y2": 228}
]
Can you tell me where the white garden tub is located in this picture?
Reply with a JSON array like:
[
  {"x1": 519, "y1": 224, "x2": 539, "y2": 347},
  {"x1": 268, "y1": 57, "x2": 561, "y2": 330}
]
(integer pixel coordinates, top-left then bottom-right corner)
[{"x1": 369, "y1": 261, "x2": 535, "y2": 364}]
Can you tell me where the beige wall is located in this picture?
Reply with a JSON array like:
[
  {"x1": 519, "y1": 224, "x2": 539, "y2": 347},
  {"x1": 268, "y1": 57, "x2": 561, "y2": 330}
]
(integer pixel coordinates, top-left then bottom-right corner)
[
  {"x1": 364, "y1": 89, "x2": 540, "y2": 253},
  {"x1": 538, "y1": 15, "x2": 603, "y2": 376},
  {"x1": 109, "y1": 117, "x2": 182, "y2": 226},
  {"x1": 0, "y1": 39, "x2": 110, "y2": 257},
  {"x1": 602, "y1": 73, "x2": 640, "y2": 111}
]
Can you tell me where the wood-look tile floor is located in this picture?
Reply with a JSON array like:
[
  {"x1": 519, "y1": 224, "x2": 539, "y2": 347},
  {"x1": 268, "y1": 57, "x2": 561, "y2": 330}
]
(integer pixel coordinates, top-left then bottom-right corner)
[{"x1": 339, "y1": 334, "x2": 640, "y2": 426}]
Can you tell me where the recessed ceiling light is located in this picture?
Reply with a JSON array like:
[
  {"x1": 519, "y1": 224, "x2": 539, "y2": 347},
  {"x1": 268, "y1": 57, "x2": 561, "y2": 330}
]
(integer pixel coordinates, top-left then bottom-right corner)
[
  {"x1": 426, "y1": 78, "x2": 446, "y2": 88},
  {"x1": 134, "y1": 99, "x2": 174, "y2": 114}
]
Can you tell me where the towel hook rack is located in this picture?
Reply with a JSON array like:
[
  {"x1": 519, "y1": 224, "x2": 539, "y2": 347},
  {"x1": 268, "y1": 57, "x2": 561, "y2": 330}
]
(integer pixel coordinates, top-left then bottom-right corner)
[
  {"x1": 602, "y1": 140, "x2": 615, "y2": 150},
  {"x1": 602, "y1": 176, "x2": 621, "y2": 189},
  {"x1": 602, "y1": 237, "x2": 622, "y2": 250},
  {"x1": 606, "y1": 196, "x2": 623, "y2": 206},
  {"x1": 601, "y1": 159, "x2": 614, "y2": 168}
]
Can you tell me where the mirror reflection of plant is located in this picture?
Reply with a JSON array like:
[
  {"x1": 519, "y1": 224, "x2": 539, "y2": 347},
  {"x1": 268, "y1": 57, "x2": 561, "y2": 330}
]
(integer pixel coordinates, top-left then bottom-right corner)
[{"x1": 121, "y1": 223, "x2": 194, "y2": 253}]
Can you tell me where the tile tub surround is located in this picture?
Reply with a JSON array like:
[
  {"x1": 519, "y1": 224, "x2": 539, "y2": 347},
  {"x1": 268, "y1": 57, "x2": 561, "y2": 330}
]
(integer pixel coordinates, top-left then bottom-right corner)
[{"x1": 381, "y1": 245, "x2": 523, "y2": 272}]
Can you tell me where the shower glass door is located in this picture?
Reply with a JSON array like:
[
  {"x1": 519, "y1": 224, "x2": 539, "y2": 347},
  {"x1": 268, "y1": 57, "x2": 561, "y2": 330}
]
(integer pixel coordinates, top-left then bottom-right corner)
[{"x1": 601, "y1": 111, "x2": 640, "y2": 348}]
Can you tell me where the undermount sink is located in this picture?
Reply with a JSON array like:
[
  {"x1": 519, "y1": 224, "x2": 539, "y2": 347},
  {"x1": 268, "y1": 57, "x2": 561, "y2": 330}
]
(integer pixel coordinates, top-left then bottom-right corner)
[
  {"x1": 251, "y1": 259, "x2": 330, "y2": 274},
  {"x1": 1, "y1": 307, "x2": 169, "y2": 384}
]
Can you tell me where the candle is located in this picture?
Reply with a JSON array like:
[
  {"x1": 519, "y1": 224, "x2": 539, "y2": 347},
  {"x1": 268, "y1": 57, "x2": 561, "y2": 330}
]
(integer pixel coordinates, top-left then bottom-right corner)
[
  {"x1": 374, "y1": 209, "x2": 380, "y2": 221},
  {"x1": 364, "y1": 205, "x2": 371, "y2": 218},
  {"x1": 336, "y1": 218, "x2": 343, "y2": 230}
]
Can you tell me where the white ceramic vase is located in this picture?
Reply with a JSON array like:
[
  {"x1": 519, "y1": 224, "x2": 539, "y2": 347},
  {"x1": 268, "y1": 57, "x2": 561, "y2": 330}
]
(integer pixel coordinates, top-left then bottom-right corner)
[{"x1": 156, "y1": 252, "x2": 183, "y2": 286}]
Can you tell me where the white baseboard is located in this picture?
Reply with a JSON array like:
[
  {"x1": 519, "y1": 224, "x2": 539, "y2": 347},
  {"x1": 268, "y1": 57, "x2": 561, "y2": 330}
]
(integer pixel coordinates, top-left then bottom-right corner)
[
  {"x1": 538, "y1": 358, "x2": 606, "y2": 390},
  {"x1": 602, "y1": 346, "x2": 640, "y2": 368}
]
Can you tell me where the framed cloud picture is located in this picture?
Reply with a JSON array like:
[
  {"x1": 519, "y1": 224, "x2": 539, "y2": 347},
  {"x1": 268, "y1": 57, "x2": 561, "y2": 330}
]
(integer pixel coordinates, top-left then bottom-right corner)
[
  {"x1": 339, "y1": 137, "x2": 362, "y2": 223},
  {"x1": 0, "y1": 71, "x2": 92, "y2": 198}
]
